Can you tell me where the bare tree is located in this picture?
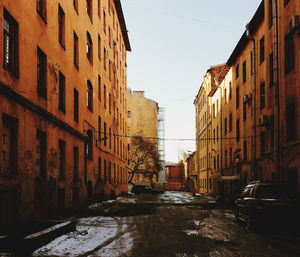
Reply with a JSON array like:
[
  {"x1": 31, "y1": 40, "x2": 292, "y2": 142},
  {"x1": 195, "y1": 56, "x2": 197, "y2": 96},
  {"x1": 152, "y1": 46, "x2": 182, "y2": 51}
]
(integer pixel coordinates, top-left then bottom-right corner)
[{"x1": 127, "y1": 136, "x2": 161, "y2": 184}]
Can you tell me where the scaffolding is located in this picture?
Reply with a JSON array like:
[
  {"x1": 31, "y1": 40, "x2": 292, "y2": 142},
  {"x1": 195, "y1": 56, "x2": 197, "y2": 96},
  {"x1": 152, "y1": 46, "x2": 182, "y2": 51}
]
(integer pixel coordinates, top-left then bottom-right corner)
[{"x1": 157, "y1": 107, "x2": 166, "y2": 182}]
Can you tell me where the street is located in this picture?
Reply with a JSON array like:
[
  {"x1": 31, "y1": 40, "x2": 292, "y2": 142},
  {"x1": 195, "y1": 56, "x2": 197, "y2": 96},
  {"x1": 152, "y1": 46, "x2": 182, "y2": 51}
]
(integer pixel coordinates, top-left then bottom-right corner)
[{"x1": 31, "y1": 192, "x2": 300, "y2": 257}]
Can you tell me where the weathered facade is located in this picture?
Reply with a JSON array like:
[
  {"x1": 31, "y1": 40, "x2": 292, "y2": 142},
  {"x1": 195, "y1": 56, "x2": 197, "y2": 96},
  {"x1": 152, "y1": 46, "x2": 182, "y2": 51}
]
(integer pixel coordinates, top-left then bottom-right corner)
[
  {"x1": 164, "y1": 162, "x2": 185, "y2": 191},
  {"x1": 0, "y1": 0, "x2": 130, "y2": 231},
  {"x1": 126, "y1": 90, "x2": 159, "y2": 184},
  {"x1": 194, "y1": 0, "x2": 300, "y2": 198}
]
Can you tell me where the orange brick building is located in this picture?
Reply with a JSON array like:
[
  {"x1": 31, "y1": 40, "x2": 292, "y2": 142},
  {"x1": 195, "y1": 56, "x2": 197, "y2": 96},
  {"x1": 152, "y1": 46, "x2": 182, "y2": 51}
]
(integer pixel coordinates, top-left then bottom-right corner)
[
  {"x1": 165, "y1": 162, "x2": 185, "y2": 191},
  {"x1": 0, "y1": 0, "x2": 130, "y2": 231}
]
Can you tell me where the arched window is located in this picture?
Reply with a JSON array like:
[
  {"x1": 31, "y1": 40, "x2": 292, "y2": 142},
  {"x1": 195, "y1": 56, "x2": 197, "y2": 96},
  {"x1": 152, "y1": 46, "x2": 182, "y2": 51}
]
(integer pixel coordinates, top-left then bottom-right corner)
[
  {"x1": 87, "y1": 80, "x2": 93, "y2": 111},
  {"x1": 87, "y1": 32, "x2": 93, "y2": 64}
]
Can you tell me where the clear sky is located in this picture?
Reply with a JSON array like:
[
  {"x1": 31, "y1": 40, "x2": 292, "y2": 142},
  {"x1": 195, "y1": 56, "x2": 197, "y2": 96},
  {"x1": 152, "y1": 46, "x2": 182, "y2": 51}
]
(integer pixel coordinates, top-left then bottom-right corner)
[{"x1": 121, "y1": 0, "x2": 262, "y2": 162}]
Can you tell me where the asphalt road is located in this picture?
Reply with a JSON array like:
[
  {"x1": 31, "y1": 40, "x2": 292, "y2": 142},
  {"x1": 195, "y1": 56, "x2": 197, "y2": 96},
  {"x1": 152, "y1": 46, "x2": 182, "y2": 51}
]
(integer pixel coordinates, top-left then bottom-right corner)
[{"x1": 32, "y1": 191, "x2": 300, "y2": 257}]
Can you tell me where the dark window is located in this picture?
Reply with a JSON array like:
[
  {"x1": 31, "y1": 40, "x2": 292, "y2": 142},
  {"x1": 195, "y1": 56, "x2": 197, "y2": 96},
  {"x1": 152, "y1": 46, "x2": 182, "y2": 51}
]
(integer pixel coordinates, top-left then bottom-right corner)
[
  {"x1": 269, "y1": 0, "x2": 273, "y2": 28},
  {"x1": 285, "y1": 33, "x2": 294, "y2": 74},
  {"x1": 269, "y1": 52, "x2": 274, "y2": 87},
  {"x1": 98, "y1": 0, "x2": 101, "y2": 18},
  {"x1": 87, "y1": 80, "x2": 93, "y2": 112},
  {"x1": 109, "y1": 128, "x2": 112, "y2": 149},
  {"x1": 87, "y1": 32, "x2": 93, "y2": 64},
  {"x1": 260, "y1": 36, "x2": 265, "y2": 64},
  {"x1": 98, "y1": 116, "x2": 101, "y2": 141},
  {"x1": 104, "y1": 85, "x2": 107, "y2": 108},
  {"x1": 73, "y1": 146, "x2": 79, "y2": 181},
  {"x1": 73, "y1": 0, "x2": 78, "y2": 12},
  {"x1": 73, "y1": 32, "x2": 79, "y2": 68},
  {"x1": 128, "y1": 111, "x2": 131, "y2": 118},
  {"x1": 225, "y1": 150, "x2": 228, "y2": 167},
  {"x1": 235, "y1": 64, "x2": 239, "y2": 79},
  {"x1": 224, "y1": 118, "x2": 227, "y2": 135},
  {"x1": 37, "y1": 0, "x2": 47, "y2": 21},
  {"x1": 37, "y1": 130, "x2": 47, "y2": 177},
  {"x1": 104, "y1": 122, "x2": 107, "y2": 146},
  {"x1": 236, "y1": 87, "x2": 239, "y2": 109},
  {"x1": 98, "y1": 34, "x2": 101, "y2": 60},
  {"x1": 74, "y1": 88, "x2": 79, "y2": 123},
  {"x1": 59, "y1": 71, "x2": 65, "y2": 113},
  {"x1": 229, "y1": 113, "x2": 232, "y2": 132},
  {"x1": 109, "y1": 161, "x2": 111, "y2": 183},
  {"x1": 236, "y1": 119, "x2": 240, "y2": 142},
  {"x1": 229, "y1": 82, "x2": 232, "y2": 99},
  {"x1": 230, "y1": 148, "x2": 233, "y2": 165},
  {"x1": 86, "y1": 129, "x2": 93, "y2": 160},
  {"x1": 104, "y1": 159, "x2": 107, "y2": 183},
  {"x1": 37, "y1": 46, "x2": 47, "y2": 98},
  {"x1": 58, "y1": 5, "x2": 65, "y2": 48},
  {"x1": 242, "y1": 61, "x2": 246, "y2": 84},
  {"x1": 59, "y1": 139, "x2": 66, "y2": 180},
  {"x1": 109, "y1": 93, "x2": 111, "y2": 113},
  {"x1": 284, "y1": 0, "x2": 291, "y2": 7},
  {"x1": 270, "y1": 114, "x2": 274, "y2": 149},
  {"x1": 3, "y1": 9, "x2": 19, "y2": 78},
  {"x1": 286, "y1": 103, "x2": 296, "y2": 141},
  {"x1": 243, "y1": 101, "x2": 247, "y2": 121},
  {"x1": 260, "y1": 82, "x2": 265, "y2": 110},
  {"x1": 103, "y1": 10, "x2": 106, "y2": 33},
  {"x1": 86, "y1": 0, "x2": 92, "y2": 21},
  {"x1": 98, "y1": 75, "x2": 101, "y2": 101},
  {"x1": 98, "y1": 157, "x2": 101, "y2": 182},
  {"x1": 104, "y1": 48, "x2": 106, "y2": 69},
  {"x1": 243, "y1": 140, "x2": 247, "y2": 161},
  {"x1": 261, "y1": 131, "x2": 266, "y2": 156}
]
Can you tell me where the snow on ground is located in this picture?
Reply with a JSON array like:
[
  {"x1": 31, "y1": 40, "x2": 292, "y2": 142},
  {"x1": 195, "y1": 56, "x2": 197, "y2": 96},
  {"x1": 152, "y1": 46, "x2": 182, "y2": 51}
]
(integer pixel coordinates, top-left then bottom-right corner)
[{"x1": 32, "y1": 217, "x2": 119, "y2": 257}]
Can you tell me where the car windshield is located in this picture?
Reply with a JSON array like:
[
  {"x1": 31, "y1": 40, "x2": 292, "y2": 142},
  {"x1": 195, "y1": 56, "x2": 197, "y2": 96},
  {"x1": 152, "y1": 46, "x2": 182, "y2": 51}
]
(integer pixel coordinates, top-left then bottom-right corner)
[{"x1": 256, "y1": 184, "x2": 293, "y2": 199}]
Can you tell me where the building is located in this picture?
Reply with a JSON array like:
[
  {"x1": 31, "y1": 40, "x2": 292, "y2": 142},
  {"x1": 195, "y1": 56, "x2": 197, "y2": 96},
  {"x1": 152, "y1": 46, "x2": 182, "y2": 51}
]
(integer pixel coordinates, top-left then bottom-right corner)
[
  {"x1": 194, "y1": 0, "x2": 300, "y2": 198},
  {"x1": 127, "y1": 90, "x2": 163, "y2": 184},
  {"x1": 164, "y1": 162, "x2": 185, "y2": 191},
  {"x1": 0, "y1": 0, "x2": 131, "y2": 231}
]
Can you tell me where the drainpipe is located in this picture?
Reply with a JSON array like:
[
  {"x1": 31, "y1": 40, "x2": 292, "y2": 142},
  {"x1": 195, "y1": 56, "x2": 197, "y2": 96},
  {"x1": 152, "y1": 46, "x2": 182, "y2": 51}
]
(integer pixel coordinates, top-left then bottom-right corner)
[
  {"x1": 273, "y1": 0, "x2": 281, "y2": 180},
  {"x1": 246, "y1": 24, "x2": 257, "y2": 181},
  {"x1": 206, "y1": 91, "x2": 209, "y2": 193}
]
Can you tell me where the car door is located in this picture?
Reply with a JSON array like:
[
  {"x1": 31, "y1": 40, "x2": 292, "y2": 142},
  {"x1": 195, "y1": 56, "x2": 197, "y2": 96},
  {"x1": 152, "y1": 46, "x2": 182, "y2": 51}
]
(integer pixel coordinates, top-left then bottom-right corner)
[{"x1": 237, "y1": 185, "x2": 254, "y2": 220}]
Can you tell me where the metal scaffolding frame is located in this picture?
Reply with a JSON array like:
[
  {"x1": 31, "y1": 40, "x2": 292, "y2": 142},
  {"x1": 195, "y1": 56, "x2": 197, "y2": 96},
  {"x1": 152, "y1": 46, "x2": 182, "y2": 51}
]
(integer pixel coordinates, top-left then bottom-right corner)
[{"x1": 157, "y1": 107, "x2": 166, "y2": 182}]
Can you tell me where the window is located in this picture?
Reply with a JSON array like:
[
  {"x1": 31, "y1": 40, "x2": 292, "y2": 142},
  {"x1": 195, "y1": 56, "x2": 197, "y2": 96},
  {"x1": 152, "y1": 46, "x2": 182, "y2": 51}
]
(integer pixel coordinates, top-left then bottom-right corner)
[
  {"x1": 104, "y1": 122, "x2": 107, "y2": 146},
  {"x1": 236, "y1": 119, "x2": 240, "y2": 142},
  {"x1": 58, "y1": 139, "x2": 66, "y2": 180},
  {"x1": 109, "y1": 93, "x2": 111, "y2": 113},
  {"x1": 37, "y1": 46, "x2": 47, "y2": 98},
  {"x1": 235, "y1": 64, "x2": 239, "y2": 79},
  {"x1": 109, "y1": 128, "x2": 112, "y2": 149},
  {"x1": 87, "y1": 80, "x2": 93, "y2": 112},
  {"x1": 243, "y1": 101, "x2": 247, "y2": 121},
  {"x1": 104, "y1": 47, "x2": 107, "y2": 69},
  {"x1": 236, "y1": 87, "x2": 239, "y2": 109},
  {"x1": 86, "y1": 0, "x2": 92, "y2": 21},
  {"x1": 260, "y1": 82, "x2": 265, "y2": 110},
  {"x1": 98, "y1": 157, "x2": 102, "y2": 182},
  {"x1": 127, "y1": 111, "x2": 131, "y2": 118},
  {"x1": 242, "y1": 61, "x2": 246, "y2": 84},
  {"x1": 98, "y1": 0, "x2": 101, "y2": 18},
  {"x1": 98, "y1": 34, "x2": 101, "y2": 60},
  {"x1": 98, "y1": 116, "x2": 101, "y2": 141},
  {"x1": 261, "y1": 131, "x2": 266, "y2": 156},
  {"x1": 229, "y1": 82, "x2": 232, "y2": 99},
  {"x1": 109, "y1": 26, "x2": 112, "y2": 47},
  {"x1": 243, "y1": 140, "x2": 247, "y2": 161},
  {"x1": 269, "y1": 52, "x2": 274, "y2": 87},
  {"x1": 260, "y1": 36, "x2": 265, "y2": 64},
  {"x1": 87, "y1": 32, "x2": 93, "y2": 64},
  {"x1": 74, "y1": 147, "x2": 79, "y2": 182},
  {"x1": 104, "y1": 85, "x2": 107, "y2": 108},
  {"x1": 74, "y1": 88, "x2": 79, "y2": 122},
  {"x1": 284, "y1": 0, "x2": 291, "y2": 7},
  {"x1": 103, "y1": 10, "x2": 106, "y2": 33},
  {"x1": 224, "y1": 118, "x2": 227, "y2": 135},
  {"x1": 230, "y1": 148, "x2": 233, "y2": 165},
  {"x1": 269, "y1": 0, "x2": 273, "y2": 28},
  {"x1": 86, "y1": 129, "x2": 93, "y2": 160},
  {"x1": 58, "y1": 5, "x2": 65, "y2": 48},
  {"x1": 73, "y1": 32, "x2": 79, "y2": 68},
  {"x1": 286, "y1": 103, "x2": 296, "y2": 141},
  {"x1": 73, "y1": 0, "x2": 78, "y2": 12},
  {"x1": 104, "y1": 159, "x2": 107, "y2": 183},
  {"x1": 285, "y1": 33, "x2": 294, "y2": 74},
  {"x1": 59, "y1": 71, "x2": 65, "y2": 113},
  {"x1": 3, "y1": 9, "x2": 19, "y2": 78},
  {"x1": 37, "y1": 0, "x2": 47, "y2": 21},
  {"x1": 37, "y1": 130, "x2": 47, "y2": 177},
  {"x1": 225, "y1": 150, "x2": 228, "y2": 167},
  {"x1": 98, "y1": 75, "x2": 101, "y2": 100}
]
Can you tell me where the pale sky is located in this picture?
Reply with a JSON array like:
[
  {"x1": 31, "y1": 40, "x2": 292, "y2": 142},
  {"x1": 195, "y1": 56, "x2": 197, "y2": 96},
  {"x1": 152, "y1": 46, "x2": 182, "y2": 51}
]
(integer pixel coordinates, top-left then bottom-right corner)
[{"x1": 122, "y1": 0, "x2": 262, "y2": 162}]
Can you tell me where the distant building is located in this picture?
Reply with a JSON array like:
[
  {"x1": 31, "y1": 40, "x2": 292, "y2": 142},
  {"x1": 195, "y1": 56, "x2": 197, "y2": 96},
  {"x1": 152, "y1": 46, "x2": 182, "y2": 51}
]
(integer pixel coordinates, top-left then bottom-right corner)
[
  {"x1": 0, "y1": 0, "x2": 130, "y2": 231},
  {"x1": 127, "y1": 90, "x2": 165, "y2": 184},
  {"x1": 164, "y1": 162, "x2": 185, "y2": 191}
]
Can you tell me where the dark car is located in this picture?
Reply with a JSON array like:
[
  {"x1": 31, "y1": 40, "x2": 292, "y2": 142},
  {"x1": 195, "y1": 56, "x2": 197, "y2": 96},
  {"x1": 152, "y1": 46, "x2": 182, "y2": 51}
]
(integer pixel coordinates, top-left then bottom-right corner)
[
  {"x1": 131, "y1": 185, "x2": 160, "y2": 195},
  {"x1": 234, "y1": 181, "x2": 299, "y2": 230}
]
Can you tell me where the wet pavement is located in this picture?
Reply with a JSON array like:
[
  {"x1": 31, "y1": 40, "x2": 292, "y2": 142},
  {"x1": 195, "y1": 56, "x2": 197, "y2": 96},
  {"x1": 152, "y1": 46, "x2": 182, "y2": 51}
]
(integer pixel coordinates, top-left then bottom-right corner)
[{"x1": 30, "y1": 192, "x2": 300, "y2": 257}]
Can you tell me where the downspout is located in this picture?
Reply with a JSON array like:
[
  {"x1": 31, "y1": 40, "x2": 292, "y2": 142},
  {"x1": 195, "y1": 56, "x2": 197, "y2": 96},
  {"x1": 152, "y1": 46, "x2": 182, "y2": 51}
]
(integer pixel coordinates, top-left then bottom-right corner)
[
  {"x1": 246, "y1": 24, "x2": 257, "y2": 181},
  {"x1": 206, "y1": 90, "x2": 209, "y2": 193},
  {"x1": 273, "y1": 0, "x2": 281, "y2": 180}
]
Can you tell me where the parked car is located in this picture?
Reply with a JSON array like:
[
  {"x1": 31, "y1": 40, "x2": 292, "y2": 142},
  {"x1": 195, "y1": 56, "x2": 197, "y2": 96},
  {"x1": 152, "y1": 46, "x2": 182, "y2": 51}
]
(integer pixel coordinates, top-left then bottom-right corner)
[
  {"x1": 131, "y1": 185, "x2": 161, "y2": 195},
  {"x1": 234, "y1": 181, "x2": 299, "y2": 230}
]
